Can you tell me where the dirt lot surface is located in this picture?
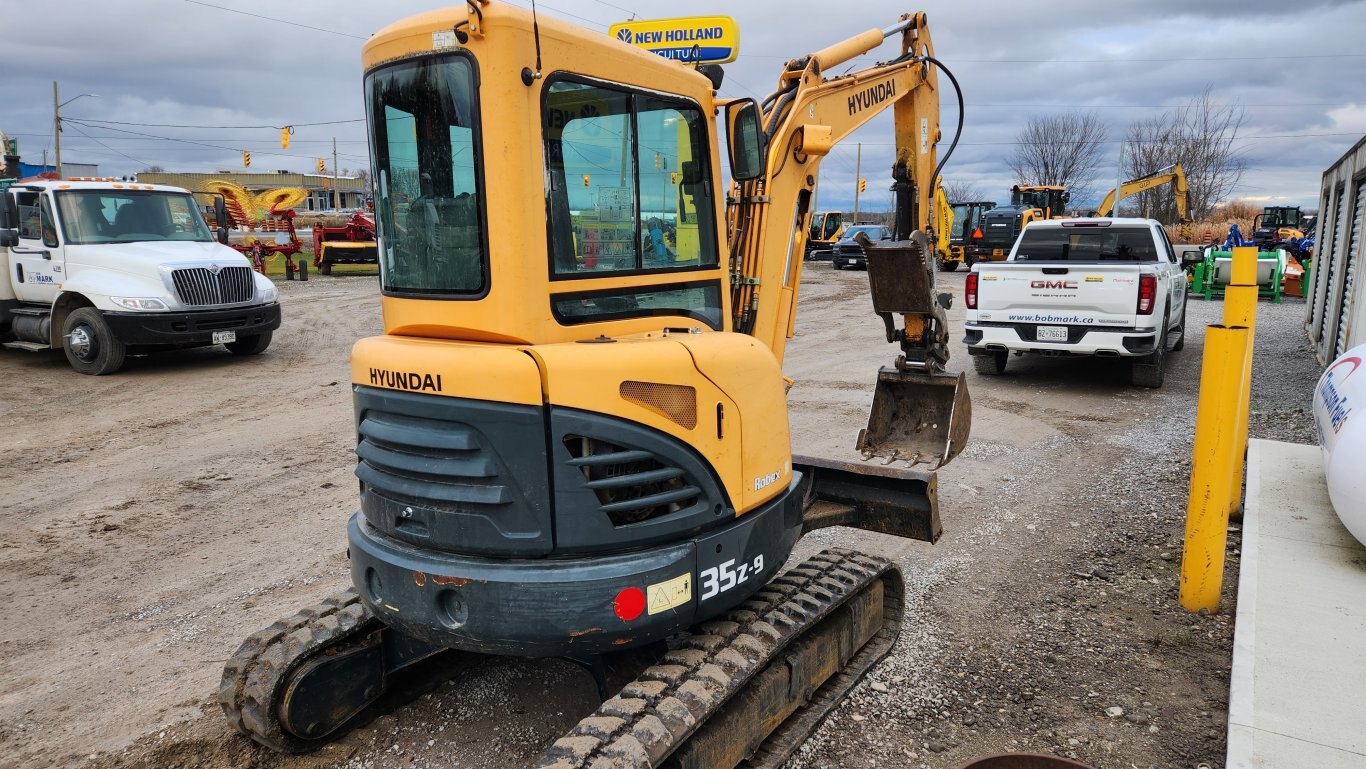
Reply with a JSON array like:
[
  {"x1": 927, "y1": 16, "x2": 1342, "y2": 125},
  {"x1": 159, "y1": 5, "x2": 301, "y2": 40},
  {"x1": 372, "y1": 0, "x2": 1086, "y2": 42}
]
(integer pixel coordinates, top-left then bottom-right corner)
[{"x1": 0, "y1": 264, "x2": 1323, "y2": 769}]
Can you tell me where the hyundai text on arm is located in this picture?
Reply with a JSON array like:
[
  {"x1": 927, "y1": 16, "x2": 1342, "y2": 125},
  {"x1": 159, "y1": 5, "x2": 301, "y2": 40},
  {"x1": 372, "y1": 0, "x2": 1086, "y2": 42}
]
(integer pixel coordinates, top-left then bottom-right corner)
[
  {"x1": 0, "y1": 180, "x2": 281, "y2": 375},
  {"x1": 962, "y1": 218, "x2": 1187, "y2": 388}
]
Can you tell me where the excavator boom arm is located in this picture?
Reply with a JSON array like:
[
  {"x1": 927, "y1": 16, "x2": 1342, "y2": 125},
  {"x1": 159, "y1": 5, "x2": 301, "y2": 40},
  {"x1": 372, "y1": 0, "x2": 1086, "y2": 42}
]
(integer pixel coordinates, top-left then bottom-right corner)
[
  {"x1": 1097, "y1": 162, "x2": 1191, "y2": 223},
  {"x1": 729, "y1": 13, "x2": 941, "y2": 363}
]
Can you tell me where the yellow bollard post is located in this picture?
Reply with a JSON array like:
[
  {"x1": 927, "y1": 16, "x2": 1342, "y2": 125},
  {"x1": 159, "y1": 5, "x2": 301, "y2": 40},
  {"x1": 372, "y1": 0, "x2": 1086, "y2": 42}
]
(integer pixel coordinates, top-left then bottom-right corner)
[
  {"x1": 1181, "y1": 324, "x2": 1252, "y2": 614},
  {"x1": 1222, "y1": 247, "x2": 1259, "y2": 516}
]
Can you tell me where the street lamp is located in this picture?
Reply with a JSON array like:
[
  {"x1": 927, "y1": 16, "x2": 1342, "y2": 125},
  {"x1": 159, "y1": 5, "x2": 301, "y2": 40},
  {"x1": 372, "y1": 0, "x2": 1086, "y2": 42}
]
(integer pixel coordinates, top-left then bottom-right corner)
[{"x1": 54, "y1": 82, "x2": 100, "y2": 177}]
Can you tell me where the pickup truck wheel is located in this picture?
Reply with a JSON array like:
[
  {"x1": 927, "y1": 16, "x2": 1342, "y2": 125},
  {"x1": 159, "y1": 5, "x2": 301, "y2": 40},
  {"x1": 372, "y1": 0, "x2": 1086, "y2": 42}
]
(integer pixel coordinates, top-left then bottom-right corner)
[
  {"x1": 972, "y1": 350, "x2": 1008, "y2": 375},
  {"x1": 63, "y1": 307, "x2": 126, "y2": 376},
  {"x1": 1131, "y1": 334, "x2": 1167, "y2": 388},
  {"x1": 225, "y1": 331, "x2": 273, "y2": 356}
]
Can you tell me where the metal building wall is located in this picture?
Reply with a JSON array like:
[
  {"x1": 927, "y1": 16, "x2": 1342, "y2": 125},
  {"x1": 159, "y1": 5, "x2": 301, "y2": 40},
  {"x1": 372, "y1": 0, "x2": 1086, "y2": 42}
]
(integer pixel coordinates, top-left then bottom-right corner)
[{"x1": 1306, "y1": 135, "x2": 1366, "y2": 364}]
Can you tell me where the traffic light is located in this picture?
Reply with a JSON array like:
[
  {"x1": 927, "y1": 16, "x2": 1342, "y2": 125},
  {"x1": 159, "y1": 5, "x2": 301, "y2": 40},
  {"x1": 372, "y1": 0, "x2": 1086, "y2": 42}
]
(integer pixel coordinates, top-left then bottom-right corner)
[
  {"x1": 858, "y1": 178, "x2": 866, "y2": 193},
  {"x1": 317, "y1": 158, "x2": 326, "y2": 174},
  {"x1": 243, "y1": 151, "x2": 251, "y2": 168},
  {"x1": 280, "y1": 127, "x2": 291, "y2": 149}
]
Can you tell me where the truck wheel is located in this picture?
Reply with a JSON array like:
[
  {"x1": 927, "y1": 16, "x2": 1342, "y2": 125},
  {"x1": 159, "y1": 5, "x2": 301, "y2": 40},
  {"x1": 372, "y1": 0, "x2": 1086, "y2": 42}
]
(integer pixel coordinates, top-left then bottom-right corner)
[
  {"x1": 63, "y1": 307, "x2": 126, "y2": 376},
  {"x1": 972, "y1": 350, "x2": 1008, "y2": 375},
  {"x1": 319, "y1": 262, "x2": 332, "y2": 275},
  {"x1": 1131, "y1": 334, "x2": 1167, "y2": 388},
  {"x1": 938, "y1": 259, "x2": 959, "y2": 272},
  {"x1": 225, "y1": 331, "x2": 273, "y2": 356}
]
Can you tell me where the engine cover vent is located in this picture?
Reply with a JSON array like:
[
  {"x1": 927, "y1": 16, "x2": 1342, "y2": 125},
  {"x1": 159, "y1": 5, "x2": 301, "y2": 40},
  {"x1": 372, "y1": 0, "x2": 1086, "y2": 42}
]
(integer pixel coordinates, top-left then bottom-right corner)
[
  {"x1": 564, "y1": 435, "x2": 701, "y2": 526},
  {"x1": 619, "y1": 381, "x2": 697, "y2": 429}
]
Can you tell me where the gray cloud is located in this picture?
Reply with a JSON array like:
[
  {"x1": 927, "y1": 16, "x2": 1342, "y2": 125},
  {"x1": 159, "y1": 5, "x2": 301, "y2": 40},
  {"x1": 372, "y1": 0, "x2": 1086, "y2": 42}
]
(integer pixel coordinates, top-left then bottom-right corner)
[{"x1": 4, "y1": 0, "x2": 1363, "y2": 211}]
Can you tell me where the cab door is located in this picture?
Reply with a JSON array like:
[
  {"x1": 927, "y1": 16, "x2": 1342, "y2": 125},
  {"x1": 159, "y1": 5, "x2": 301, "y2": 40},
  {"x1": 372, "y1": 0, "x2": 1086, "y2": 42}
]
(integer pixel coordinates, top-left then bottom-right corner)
[{"x1": 10, "y1": 191, "x2": 64, "y2": 304}]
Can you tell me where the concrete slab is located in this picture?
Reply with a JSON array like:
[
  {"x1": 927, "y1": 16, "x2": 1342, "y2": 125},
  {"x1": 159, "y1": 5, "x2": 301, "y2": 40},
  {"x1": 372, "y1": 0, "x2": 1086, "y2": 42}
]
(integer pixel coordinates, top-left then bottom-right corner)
[{"x1": 1227, "y1": 439, "x2": 1366, "y2": 769}]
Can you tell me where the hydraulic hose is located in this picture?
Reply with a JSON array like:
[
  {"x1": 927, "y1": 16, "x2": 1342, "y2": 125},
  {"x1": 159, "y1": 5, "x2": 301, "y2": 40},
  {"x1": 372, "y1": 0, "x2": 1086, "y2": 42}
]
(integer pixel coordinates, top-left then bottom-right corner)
[{"x1": 922, "y1": 54, "x2": 964, "y2": 187}]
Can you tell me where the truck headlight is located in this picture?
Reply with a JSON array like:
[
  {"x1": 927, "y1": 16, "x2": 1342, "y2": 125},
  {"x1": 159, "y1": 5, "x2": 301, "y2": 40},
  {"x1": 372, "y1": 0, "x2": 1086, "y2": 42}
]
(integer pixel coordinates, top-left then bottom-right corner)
[
  {"x1": 111, "y1": 297, "x2": 169, "y2": 311},
  {"x1": 257, "y1": 280, "x2": 278, "y2": 302}
]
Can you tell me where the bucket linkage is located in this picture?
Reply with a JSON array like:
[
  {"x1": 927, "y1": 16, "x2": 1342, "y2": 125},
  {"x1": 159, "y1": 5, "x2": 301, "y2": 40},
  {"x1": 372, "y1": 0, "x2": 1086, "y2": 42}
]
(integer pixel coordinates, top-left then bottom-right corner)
[{"x1": 853, "y1": 231, "x2": 971, "y2": 469}]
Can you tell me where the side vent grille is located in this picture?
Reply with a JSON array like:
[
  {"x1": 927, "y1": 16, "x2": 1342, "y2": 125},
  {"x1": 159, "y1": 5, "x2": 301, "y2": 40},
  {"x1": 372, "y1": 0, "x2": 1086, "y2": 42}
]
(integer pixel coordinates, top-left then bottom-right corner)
[
  {"x1": 564, "y1": 435, "x2": 701, "y2": 526},
  {"x1": 619, "y1": 381, "x2": 697, "y2": 429}
]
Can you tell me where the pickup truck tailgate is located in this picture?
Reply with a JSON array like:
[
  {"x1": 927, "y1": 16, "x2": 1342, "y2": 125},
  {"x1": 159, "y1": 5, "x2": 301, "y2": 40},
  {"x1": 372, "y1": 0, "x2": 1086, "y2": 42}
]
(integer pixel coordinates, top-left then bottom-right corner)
[{"x1": 975, "y1": 263, "x2": 1140, "y2": 324}]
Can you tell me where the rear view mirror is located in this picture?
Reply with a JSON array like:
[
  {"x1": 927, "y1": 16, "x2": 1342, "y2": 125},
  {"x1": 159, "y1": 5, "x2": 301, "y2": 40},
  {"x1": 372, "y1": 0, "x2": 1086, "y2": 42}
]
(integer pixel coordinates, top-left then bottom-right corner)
[
  {"x1": 725, "y1": 99, "x2": 766, "y2": 182},
  {"x1": 0, "y1": 188, "x2": 14, "y2": 230},
  {"x1": 0, "y1": 229, "x2": 16, "y2": 248},
  {"x1": 213, "y1": 195, "x2": 230, "y2": 245}
]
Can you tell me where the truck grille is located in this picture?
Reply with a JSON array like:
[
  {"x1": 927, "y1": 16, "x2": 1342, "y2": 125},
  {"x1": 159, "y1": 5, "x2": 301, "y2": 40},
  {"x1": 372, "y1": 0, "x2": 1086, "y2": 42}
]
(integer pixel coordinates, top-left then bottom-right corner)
[{"x1": 171, "y1": 266, "x2": 255, "y2": 306}]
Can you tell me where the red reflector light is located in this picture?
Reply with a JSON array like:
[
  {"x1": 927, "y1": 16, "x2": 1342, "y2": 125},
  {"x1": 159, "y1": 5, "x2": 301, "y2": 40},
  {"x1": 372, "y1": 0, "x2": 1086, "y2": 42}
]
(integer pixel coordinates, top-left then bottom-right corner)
[
  {"x1": 971, "y1": 227, "x2": 984, "y2": 239},
  {"x1": 1137, "y1": 274, "x2": 1156, "y2": 315},
  {"x1": 965, "y1": 272, "x2": 979, "y2": 309},
  {"x1": 612, "y1": 586, "x2": 646, "y2": 621}
]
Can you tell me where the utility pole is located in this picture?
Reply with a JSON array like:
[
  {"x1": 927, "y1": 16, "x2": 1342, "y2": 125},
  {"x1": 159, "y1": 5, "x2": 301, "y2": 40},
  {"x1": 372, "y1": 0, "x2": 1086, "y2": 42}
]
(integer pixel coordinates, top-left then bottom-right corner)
[
  {"x1": 1112, "y1": 140, "x2": 1124, "y2": 218},
  {"x1": 853, "y1": 142, "x2": 862, "y2": 223},
  {"x1": 332, "y1": 137, "x2": 340, "y2": 210},
  {"x1": 53, "y1": 82, "x2": 61, "y2": 176},
  {"x1": 52, "y1": 82, "x2": 99, "y2": 178}
]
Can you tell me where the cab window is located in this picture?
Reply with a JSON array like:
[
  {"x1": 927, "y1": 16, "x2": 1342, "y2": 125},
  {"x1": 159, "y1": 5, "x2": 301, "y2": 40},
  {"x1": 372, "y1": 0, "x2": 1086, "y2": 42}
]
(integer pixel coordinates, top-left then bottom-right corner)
[{"x1": 543, "y1": 78, "x2": 718, "y2": 278}]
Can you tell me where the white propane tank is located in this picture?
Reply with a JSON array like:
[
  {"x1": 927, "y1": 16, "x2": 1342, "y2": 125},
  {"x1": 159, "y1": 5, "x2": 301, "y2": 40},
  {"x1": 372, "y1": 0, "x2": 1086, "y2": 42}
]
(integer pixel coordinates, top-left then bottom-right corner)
[{"x1": 1314, "y1": 342, "x2": 1366, "y2": 545}]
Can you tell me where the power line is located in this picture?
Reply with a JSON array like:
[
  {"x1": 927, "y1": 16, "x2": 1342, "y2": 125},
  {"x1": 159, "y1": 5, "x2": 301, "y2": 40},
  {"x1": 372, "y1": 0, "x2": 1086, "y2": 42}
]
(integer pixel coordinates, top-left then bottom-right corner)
[
  {"x1": 179, "y1": 0, "x2": 368, "y2": 40},
  {"x1": 843, "y1": 131, "x2": 1364, "y2": 147},
  {"x1": 69, "y1": 117, "x2": 364, "y2": 130},
  {"x1": 738, "y1": 52, "x2": 1366, "y2": 63},
  {"x1": 63, "y1": 122, "x2": 153, "y2": 167}
]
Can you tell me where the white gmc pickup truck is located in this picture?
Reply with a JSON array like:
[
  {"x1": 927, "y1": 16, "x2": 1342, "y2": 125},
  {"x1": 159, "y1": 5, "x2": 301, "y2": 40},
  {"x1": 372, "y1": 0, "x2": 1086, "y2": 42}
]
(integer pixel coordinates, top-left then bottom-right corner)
[{"x1": 962, "y1": 218, "x2": 1188, "y2": 388}]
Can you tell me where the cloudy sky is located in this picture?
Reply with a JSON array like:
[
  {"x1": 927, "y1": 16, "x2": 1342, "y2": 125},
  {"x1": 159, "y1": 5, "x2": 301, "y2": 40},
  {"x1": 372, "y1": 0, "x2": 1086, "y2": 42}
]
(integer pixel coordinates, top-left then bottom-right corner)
[{"x1": 5, "y1": 0, "x2": 1365, "y2": 211}]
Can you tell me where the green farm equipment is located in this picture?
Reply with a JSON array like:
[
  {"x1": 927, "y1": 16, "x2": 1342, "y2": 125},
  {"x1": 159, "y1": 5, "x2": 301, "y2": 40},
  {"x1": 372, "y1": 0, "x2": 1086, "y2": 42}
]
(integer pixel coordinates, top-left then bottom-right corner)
[{"x1": 1188, "y1": 247, "x2": 1287, "y2": 303}]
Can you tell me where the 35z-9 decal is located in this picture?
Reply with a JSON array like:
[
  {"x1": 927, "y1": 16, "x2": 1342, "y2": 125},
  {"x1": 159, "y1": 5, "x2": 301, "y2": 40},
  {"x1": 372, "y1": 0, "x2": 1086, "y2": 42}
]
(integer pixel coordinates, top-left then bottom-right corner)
[{"x1": 699, "y1": 554, "x2": 764, "y2": 601}]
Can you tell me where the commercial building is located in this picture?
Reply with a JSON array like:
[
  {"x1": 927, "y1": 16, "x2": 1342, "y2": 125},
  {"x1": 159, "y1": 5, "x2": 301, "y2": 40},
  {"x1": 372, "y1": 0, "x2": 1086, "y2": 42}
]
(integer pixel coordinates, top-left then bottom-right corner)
[{"x1": 136, "y1": 170, "x2": 368, "y2": 211}]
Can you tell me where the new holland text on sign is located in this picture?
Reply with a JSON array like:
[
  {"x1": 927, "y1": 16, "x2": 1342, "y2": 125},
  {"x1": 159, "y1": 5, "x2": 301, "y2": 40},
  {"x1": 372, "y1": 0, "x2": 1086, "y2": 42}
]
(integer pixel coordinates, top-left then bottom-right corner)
[{"x1": 608, "y1": 16, "x2": 739, "y2": 64}]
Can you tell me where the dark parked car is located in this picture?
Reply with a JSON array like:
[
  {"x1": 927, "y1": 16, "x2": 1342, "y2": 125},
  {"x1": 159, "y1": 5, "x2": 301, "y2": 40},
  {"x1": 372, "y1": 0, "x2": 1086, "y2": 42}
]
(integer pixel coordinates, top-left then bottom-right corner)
[{"x1": 830, "y1": 224, "x2": 891, "y2": 270}]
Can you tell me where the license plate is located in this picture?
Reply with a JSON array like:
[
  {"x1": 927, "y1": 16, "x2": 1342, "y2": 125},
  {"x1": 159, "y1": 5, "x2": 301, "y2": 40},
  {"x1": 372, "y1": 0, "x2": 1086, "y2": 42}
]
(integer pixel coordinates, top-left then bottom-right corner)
[
  {"x1": 846, "y1": 258, "x2": 859, "y2": 266},
  {"x1": 213, "y1": 330, "x2": 237, "y2": 344},
  {"x1": 1037, "y1": 325, "x2": 1068, "y2": 342},
  {"x1": 993, "y1": 248, "x2": 1004, "y2": 256}
]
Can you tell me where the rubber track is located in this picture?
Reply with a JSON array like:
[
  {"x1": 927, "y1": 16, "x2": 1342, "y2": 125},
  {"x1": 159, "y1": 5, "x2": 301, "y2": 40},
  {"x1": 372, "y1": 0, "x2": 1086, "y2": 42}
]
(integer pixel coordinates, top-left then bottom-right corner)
[
  {"x1": 218, "y1": 588, "x2": 383, "y2": 753},
  {"x1": 535, "y1": 548, "x2": 903, "y2": 769}
]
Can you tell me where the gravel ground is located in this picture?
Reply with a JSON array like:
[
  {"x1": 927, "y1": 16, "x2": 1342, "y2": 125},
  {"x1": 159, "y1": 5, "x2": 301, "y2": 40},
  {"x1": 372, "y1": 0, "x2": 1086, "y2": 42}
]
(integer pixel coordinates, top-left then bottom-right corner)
[
  {"x1": 781, "y1": 290, "x2": 1322, "y2": 769},
  {"x1": 1, "y1": 272, "x2": 1327, "y2": 769}
]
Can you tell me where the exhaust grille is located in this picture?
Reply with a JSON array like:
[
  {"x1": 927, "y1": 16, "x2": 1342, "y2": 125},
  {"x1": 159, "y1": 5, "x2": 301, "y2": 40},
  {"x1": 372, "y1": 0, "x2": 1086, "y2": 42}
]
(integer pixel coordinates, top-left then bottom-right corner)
[
  {"x1": 171, "y1": 266, "x2": 255, "y2": 306},
  {"x1": 620, "y1": 381, "x2": 697, "y2": 429},
  {"x1": 564, "y1": 435, "x2": 700, "y2": 526}
]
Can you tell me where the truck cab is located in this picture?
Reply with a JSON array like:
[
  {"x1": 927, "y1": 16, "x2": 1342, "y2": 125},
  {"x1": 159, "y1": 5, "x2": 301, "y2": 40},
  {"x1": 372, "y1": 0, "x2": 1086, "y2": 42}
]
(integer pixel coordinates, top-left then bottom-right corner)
[{"x1": 0, "y1": 180, "x2": 281, "y2": 374}]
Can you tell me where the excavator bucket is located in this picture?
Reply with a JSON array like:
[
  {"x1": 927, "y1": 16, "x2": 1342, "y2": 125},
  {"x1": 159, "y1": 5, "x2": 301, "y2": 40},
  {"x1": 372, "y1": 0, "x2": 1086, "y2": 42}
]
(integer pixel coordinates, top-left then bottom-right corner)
[
  {"x1": 855, "y1": 234, "x2": 972, "y2": 469},
  {"x1": 857, "y1": 367, "x2": 971, "y2": 468}
]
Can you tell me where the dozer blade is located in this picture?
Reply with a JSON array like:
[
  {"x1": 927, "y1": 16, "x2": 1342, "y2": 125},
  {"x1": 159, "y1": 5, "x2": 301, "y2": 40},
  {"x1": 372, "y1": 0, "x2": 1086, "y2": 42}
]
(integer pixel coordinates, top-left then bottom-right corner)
[{"x1": 856, "y1": 367, "x2": 971, "y2": 469}]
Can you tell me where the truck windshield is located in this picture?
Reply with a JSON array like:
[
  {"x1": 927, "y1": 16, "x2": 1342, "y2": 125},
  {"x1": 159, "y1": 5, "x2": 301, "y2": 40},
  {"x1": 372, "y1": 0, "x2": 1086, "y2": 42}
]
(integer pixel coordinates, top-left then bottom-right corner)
[
  {"x1": 366, "y1": 53, "x2": 485, "y2": 296},
  {"x1": 1013, "y1": 226, "x2": 1159, "y2": 262},
  {"x1": 55, "y1": 190, "x2": 212, "y2": 244},
  {"x1": 843, "y1": 225, "x2": 885, "y2": 241}
]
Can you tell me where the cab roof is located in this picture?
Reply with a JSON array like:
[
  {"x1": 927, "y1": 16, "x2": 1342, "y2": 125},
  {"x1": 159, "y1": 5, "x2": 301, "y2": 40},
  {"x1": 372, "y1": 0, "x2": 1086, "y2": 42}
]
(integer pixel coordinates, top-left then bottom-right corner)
[{"x1": 14, "y1": 179, "x2": 192, "y2": 194}]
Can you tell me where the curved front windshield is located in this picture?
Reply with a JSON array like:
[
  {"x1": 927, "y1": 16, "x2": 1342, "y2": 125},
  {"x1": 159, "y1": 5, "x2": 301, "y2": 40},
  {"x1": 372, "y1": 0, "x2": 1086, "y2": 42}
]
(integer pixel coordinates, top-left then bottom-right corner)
[
  {"x1": 366, "y1": 54, "x2": 485, "y2": 296},
  {"x1": 55, "y1": 191, "x2": 212, "y2": 245}
]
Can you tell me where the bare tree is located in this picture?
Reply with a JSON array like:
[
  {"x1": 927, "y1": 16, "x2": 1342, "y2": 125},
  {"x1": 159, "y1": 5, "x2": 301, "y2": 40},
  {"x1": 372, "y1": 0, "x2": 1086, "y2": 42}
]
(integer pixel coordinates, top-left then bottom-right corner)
[
  {"x1": 344, "y1": 167, "x2": 373, "y2": 188},
  {"x1": 1006, "y1": 111, "x2": 1109, "y2": 202},
  {"x1": 140, "y1": 165, "x2": 165, "y2": 173},
  {"x1": 1123, "y1": 87, "x2": 1246, "y2": 222},
  {"x1": 942, "y1": 179, "x2": 989, "y2": 203}
]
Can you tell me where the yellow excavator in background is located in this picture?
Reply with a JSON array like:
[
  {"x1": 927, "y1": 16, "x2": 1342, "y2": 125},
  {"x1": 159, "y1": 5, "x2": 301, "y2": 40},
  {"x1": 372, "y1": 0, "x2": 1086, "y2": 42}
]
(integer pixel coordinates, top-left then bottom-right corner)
[
  {"x1": 1095, "y1": 162, "x2": 1193, "y2": 241},
  {"x1": 805, "y1": 210, "x2": 845, "y2": 257},
  {"x1": 220, "y1": 5, "x2": 970, "y2": 767},
  {"x1": 931, "y1": 177, "x2": 955, "y2": 270}
]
